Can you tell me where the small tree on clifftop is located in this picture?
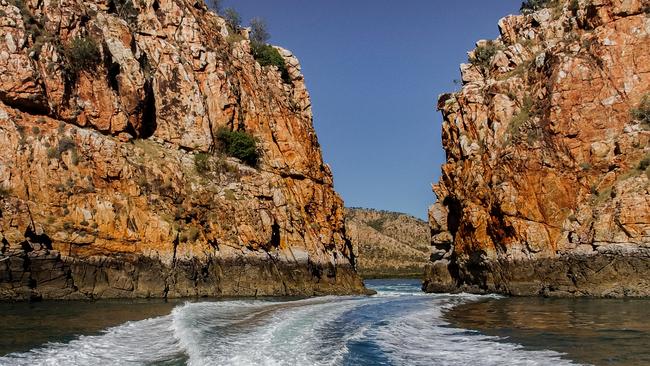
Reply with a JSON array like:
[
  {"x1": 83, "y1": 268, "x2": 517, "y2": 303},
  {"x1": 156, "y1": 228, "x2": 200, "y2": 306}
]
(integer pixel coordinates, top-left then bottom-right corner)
[
  {"x1": 224, "y1": 7, "x2": 241, "y2": 29},
  {"x1": 210, "y1": 0, "x2": 222, "y2": 14},
  {"x1": 250, "y1": 17, "x2": 270, "y2": 45}
]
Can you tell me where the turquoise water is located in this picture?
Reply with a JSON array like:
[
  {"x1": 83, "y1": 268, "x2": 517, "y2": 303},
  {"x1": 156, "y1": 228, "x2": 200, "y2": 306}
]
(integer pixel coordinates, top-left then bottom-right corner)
[{"x1": 0, "y1": 279, "x2": 647, "y2": 365}]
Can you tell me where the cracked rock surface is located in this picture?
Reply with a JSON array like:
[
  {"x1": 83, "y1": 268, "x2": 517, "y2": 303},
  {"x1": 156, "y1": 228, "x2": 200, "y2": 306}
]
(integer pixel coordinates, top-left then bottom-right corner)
[
  {"x1": 0, "y1": 0, "x2": 366, "y2": 300},
  {"x1": 425, "y1": 0, "x2": 650, "y2": 297}
]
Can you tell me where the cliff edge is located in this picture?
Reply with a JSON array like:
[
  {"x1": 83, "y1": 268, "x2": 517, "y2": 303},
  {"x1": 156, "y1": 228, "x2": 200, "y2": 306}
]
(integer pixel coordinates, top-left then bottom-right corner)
[
  {"x1": 0, "y1": 0, "x2": 366, "y2": 300},
  {"x1": 425, "y1": 0, "x2": 650, "y2": 297}
]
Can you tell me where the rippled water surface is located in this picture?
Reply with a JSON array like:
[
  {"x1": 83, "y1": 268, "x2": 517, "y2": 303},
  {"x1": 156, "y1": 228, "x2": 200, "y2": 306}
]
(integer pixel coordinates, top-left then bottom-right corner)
[{"x1": 0, "y1": 279, "x2": 647, "y2": 365}]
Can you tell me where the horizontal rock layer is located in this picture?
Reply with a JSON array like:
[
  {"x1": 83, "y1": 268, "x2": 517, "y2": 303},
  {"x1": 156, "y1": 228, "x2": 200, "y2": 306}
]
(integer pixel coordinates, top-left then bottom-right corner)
[
  {"x1": 0, "y1": 0, "x2": 366, "y2": 299},
  {"x1": 425, "y1": 0, "x2": 650, "y2": 297}
]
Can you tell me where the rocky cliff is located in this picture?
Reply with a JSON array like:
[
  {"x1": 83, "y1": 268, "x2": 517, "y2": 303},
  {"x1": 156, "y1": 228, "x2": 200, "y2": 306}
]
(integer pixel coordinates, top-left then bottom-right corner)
[
  {"x1": 345, "y1": 208, "x2": 430, "y2": 278},
  {"x1": 425, "y1": 0, "x2": 650, "y2": 297},
  {"x1": 0, "y1": 0, "x2": 367, "y2": 300}
]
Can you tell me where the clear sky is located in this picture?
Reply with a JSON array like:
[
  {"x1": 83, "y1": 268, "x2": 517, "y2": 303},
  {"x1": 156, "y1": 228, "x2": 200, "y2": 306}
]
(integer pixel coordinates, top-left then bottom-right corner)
[{"x1": 220, "y1": 0, "x2": 522, "y2": 219}]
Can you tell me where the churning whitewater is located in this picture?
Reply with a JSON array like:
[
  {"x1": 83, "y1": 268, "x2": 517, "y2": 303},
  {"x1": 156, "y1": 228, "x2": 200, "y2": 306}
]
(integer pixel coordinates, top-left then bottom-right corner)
[{"x1": 0, "y1": 280, "x2": 580, "y2": 366}]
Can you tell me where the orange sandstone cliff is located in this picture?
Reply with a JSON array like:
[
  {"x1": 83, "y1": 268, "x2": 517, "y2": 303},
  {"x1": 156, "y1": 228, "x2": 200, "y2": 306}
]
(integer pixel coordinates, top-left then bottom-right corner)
[
  {"x1": 0, "y1": 0, "x2": 367, "y2": 300},
  {"x1": 425, "y1": 0, "x2": 650, "y2": 297}
]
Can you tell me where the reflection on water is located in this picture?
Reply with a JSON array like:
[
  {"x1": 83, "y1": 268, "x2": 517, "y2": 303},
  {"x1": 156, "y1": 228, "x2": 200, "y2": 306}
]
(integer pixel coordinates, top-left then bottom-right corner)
[
  {"x1": 444, "y1": 296, "x2": 650, "y2": 366},
  {"x1": 0, "y1": 299, "x2": 179, "y2": 356}
]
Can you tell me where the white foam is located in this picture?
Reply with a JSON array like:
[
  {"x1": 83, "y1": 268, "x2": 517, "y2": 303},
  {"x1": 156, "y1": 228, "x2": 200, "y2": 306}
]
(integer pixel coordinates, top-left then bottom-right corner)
[
  {"x1": 0, "y1": 315, "x2": 184, "y2": 365},
  {"x1": 0, "y1": 287, "x2": 585, "y2": 366},
  {"x1": 372, "y1": 295, "x2": 583, "y2": 366}
]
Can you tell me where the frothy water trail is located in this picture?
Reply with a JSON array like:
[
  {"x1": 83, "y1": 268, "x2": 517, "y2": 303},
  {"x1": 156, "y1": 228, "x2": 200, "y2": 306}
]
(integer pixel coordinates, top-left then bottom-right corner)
[{"x1": 0, "y1": 281, "x2": 584, "y2": 366}]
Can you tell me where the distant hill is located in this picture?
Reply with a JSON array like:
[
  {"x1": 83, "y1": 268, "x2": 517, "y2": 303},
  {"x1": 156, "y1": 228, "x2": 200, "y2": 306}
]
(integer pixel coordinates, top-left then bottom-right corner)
[{"x1": 345, "y1": 208, "x2": 430, "y2": 278}]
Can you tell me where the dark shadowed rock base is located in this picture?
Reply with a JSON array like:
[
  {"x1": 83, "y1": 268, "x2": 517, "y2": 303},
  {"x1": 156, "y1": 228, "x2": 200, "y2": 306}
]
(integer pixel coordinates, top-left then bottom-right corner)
[
  {"x1": 423, "y1": 253, "x2": 650, "y2": 298},
  {"x1": 0, "y1": 248, "x2": 370, "y2": 301}
]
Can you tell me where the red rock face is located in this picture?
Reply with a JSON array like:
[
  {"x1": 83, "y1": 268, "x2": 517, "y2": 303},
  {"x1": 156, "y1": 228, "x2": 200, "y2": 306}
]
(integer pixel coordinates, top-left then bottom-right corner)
[
  {"x1": 0, "y1": 0, "x2": 366, "y2": 300},
  {"x1": 425, "y1": 0, "x2": 650, "y2": 297}
]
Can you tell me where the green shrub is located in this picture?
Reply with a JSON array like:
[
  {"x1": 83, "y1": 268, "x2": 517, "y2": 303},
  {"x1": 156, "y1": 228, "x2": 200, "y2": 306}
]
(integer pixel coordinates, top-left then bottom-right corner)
[
  {"x1": 638, "y1": 155, "x2": 650, "y2": 171},
  {"x1": 520, "y1": 0, "x2": 552, "y2": 14},
  {"x1": 216, "y1": 128, "x2": 259, "y2": 166},
  {"x1": 48, "y1": 137, "x2": 77, "y2": 159},
  {"x1": 194, "y1": 152, "x2": 211, "y2": 173},
  {"x1": 632, "y1": 94, "x2": 650, "y2": 129},
  {"x1": 508, "y1": 96, "x2": 534, "y2": 138},
  {"x1": 223, "y1": 8, "x2": 241, "y2": 29},
  {"x1": 251, "y1": 42, "x2": 290, "y2": 83},
  {"x1": 64, "y1": 36, "x2": 101, "y2": 76},
  {"x1": 0, "y1": 185, "x2": 11, "y2": 198},
  {"x1": 468, "y1": 41, "x2": 501, "y2": 71}
]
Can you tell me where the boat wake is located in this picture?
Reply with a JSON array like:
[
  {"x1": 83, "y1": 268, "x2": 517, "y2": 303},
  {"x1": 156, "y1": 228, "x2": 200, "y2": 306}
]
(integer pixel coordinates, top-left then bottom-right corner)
[{"x1": 0, "y1": 281, "x2": 583, "y2": 366}]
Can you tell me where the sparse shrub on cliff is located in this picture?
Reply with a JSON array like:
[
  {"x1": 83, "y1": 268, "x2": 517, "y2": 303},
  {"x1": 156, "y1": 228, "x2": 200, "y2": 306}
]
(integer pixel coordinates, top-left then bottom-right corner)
[
  {"x1": 638, "y1": 155, "x2": 650, "y2": 172},
  {"x1": 251, "y1": 43, "x2": 291, "y2": 83},
  {"x1": 468, "y1": 41, "x2": 502, "y2": 73},
  {"x1": 520, "y1": 0, "x2": 552, "y2": 14},
  {"x1": 580, "y1": 163, "x2": 592, "y2": 171},
  {"x1": 194, "y1": 151, "x2": 240, "y2": 176},
  {"x1": 250, "y1": 17, "x2": 270, "y2": 44},
  {"x1": 0, "y1": 185, "x2": 11, "y2": 199},
  {"x1": 108, "y1": 0, "x2": 139, "y2": 27},
  {"x1": 224, "y1": 8, "x2": 242, "y2": 29},
  {"x1": 48, "y1": 137, "x2": 77, "y2": 160},
  {"x1": 194, "y1": 152, "x2": 211, "y2": 173},
  {"x1": 632, "y1": 95, "x2": 650, "y2": 129},
  {"x1": 216, "y1": 128, "x2": 259, "y2": 167},
  {"x1": 64, "y1": 36, "x2": 101, "y2": 77},
  {"x1": 210, "y1": 0, "x2": 222, "y2": 14},
  {"x1": 508, "y1": 96, "x2": 534, "y2": 139}
]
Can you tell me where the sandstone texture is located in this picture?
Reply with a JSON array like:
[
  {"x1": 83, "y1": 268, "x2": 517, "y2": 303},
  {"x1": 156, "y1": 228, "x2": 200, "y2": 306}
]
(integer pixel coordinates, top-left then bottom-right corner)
[
  {"x1": 425, "y1": 0, "x2": 650, "y2": 297},
  {"x1": 345, "y1": 208, "x2": 430, "y2": 278},
  {"x1": 0, "y1": 0, "x2": 367, "y2": 300}
]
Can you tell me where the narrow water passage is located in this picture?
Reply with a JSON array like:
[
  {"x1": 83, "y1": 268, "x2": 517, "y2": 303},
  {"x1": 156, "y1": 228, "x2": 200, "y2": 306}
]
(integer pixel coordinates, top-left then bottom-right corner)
[{"x1": 0, "y1": 279, "x2": 589, "y2": 365}]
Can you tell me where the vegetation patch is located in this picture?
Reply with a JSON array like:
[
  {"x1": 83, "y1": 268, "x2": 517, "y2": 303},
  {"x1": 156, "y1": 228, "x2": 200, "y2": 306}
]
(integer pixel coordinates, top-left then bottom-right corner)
[
  {"x1": 468, "y1": 41, "x2": 503, "y2": 73},
  {"x1": 508, "y1": 96, "x2": 535, "y2": 140},
  {"x1": 223, "y1": 8, "x2": 241, "y2": 30},
  {"x1": 194, "y1": 153, "x2": 211, "y2": 174},
  {"x1": 367, "y1": 217, "x2": 388, "y2": 232},
  {"x1": 0, "y1": 185, "x2": 11, "y2": 198},
  {"x1": 216, "y1": 128, "x2": 259, "y2": 167},
  {"x1": 638, "y1": 155, "x2": 650, "y2": 172},
  {"x1": 631, "y1": 94, "x2": 650, "y2": 129},
  {"x1": 251, "y1": 43, "x2": 290, "y2": 83},
  {"x1": 64, "y1": 36, "x2": 101, "y2": 77},
  {"x1": 520, "y1": 0, "x2": 553, "y2": 14},
  {"x1": 48, "y1": 137, "x2": 77, "y2": 160},
  {"x1": 579, "y1": 163, "x2": 592, "y2": 171},
  {"x1": 108, "y1": 0, "x2": 139, "y2": 27}
]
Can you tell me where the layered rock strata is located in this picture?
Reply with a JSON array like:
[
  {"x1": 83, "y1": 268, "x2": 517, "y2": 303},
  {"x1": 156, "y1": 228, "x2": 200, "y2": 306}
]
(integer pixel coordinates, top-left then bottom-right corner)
[
  {"x1": 425, "y1": 0, "x2": 650, "y2": 297},
  {"x1": 0, "y1": 0, "x2": 366, "y2": 300},
  {"x1": 345, "y1": 208, "x2": 430, "y2": 278}
]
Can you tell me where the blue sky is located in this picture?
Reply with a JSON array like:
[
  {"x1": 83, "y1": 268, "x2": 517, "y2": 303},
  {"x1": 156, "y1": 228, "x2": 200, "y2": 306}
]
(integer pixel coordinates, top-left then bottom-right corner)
[{"x1": 221, "y1": 0, "x2": 522, "y2": 219}]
